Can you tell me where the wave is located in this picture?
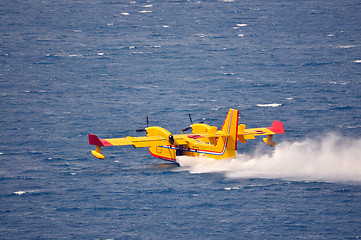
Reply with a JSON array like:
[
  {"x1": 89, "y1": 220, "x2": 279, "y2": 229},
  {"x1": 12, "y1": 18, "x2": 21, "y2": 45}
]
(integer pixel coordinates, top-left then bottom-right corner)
[
  {"x1": 256, "y1": 103, "x2": 282, "y2": 107},
  {"x1": 177, "y1": 133, "x2": 361, "y2": 183}
]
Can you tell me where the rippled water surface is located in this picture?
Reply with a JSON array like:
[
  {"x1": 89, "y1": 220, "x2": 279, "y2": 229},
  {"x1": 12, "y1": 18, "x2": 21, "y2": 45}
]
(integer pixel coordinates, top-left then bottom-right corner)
[{"x1": 1, "y1": 0, "x2": 361, "y2": 239}]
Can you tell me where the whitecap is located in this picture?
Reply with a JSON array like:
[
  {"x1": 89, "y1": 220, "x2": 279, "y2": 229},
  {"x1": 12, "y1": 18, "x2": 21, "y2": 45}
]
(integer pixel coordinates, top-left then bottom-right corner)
[
  {"x1": 121, "y1": 12, "x2": 129, "y2": 16},
  {"x1": 14, "y1": 191, "x2": 26, "y2": 195},
  {"x1": 68, "y1": 54, "x2": 82, "y2": 57},
  {"x1": 237, "y1": 24, "x2": 247, "y2": 27},
  {"x1": 353, "y1": 60, "x2": 361, "y2": 63},
  {"x1": 139, "y1": 10, "x2": 152, "y2": 13},
  {"x1": 256, "y1": 103, "x2": 282, "y2": 107},
  {"x1": 338, "y1": 45, "x2": 355, "y2": 49}
]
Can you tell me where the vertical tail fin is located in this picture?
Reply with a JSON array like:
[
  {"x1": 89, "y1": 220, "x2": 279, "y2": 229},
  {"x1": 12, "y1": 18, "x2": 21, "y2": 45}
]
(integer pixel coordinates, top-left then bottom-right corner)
[{"x1": 215, "y1": 108, "x2": 239, "y2": 159}]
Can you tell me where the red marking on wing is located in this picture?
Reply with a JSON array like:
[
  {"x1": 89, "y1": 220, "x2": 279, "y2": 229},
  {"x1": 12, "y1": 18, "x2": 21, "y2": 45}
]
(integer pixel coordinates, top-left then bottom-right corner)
[
  {"x1": 255, "y1": 130, "x2": 266, "y2": 134},
  {"x1": 188, "y1": 134, "x2": 204, "y2": 139}
]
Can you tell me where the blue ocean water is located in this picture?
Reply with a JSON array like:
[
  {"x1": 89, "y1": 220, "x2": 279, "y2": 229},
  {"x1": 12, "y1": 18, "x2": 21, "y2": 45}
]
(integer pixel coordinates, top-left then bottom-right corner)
[{"x1": 1, "y1": 0, "x2": 361, "y2": 239}]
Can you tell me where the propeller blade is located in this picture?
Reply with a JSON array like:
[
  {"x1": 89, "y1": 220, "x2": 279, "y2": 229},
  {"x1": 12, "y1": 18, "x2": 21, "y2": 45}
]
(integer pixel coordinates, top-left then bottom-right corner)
[
  {"x1": 180, "y1": 113, "x2": 205, "y2": 133},
  {"x1": 135, "y1": 129, "x2": 147, "y2": 132},
  {"x1": 188, "y1": 113, "x2": 193, "y2": 125},
  {"x1": 135, "y1": 115, "x2": 149, "y2": 132},
  {"x1": 181, "y1": 126, "x2": 192, "y2": 133}
]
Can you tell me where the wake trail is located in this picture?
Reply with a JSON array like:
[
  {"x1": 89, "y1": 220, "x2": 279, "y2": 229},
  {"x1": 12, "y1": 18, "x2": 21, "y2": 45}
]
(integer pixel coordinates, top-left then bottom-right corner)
[{"x1": 177, "y1": 133, "x2": 361, "y2": 183}]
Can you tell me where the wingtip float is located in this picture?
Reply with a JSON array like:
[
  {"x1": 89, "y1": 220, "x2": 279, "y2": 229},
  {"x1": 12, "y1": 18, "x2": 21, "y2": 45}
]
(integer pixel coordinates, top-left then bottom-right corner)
[{"x1": 89, "y1": 108, "x2": 285, "y2": 162}]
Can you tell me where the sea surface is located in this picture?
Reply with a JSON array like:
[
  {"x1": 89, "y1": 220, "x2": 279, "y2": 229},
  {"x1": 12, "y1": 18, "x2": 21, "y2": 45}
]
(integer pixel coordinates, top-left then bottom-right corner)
[{"x1": 1, "y1": 0, "x2": 361, "y2": 239}]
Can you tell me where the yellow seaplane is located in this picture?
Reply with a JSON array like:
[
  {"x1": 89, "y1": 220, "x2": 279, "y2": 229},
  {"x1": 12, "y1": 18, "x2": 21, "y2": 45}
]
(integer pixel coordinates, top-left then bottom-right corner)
[{"x1": 89, "y1": 108, "x2": 284, "y2": 162}]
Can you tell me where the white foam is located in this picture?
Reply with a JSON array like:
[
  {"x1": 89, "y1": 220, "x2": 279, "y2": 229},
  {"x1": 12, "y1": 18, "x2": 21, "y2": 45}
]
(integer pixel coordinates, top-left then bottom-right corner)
[
  {"x1": 177, "y1": 134, "x2": 361, "y2": 183},
  {"x1": 353, "y1": 60, "x2": 361, "y2": 63},
  {"x1": 338, "y1": 45, "x2": 355, "y2": 49},
  {"x1": 14, "y1": 191, "x2": 26, "y2": 195},
  {"x1": 256, "y1": 103, "x2": 282, "y2": 107}
]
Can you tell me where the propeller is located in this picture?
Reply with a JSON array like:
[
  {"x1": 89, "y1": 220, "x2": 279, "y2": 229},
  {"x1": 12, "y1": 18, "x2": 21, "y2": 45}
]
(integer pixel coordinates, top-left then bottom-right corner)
[
  {"x1": 135, "y1": 115, "x2": 149, "y2": 132},
  {"x1": 181, "y1": 113, "x2": 205, "y2": 133},
  {"x1": 181, "y1": 114, "x2": 193, "y2": 133}
]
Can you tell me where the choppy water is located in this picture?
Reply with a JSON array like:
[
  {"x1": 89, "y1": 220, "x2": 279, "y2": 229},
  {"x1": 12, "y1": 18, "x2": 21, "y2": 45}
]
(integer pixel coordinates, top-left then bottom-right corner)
[{"x1": 1, "y1": 0, "x2": 361, "y2": 239}]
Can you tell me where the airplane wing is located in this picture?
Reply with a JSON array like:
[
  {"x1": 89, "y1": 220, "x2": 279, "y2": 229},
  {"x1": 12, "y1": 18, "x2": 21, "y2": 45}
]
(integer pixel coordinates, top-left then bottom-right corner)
[
  {"x1": 89, "y1": 134, "x2": 171, "y2": 148},
  {"x1": 89, "y1": 133, "x2": 176, "y2": 159}
]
